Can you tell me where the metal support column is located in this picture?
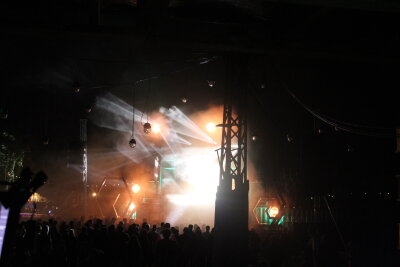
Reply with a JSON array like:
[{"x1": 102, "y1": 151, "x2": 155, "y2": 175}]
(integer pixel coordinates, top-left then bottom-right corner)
[{"x1": 214, "y1": 56, "x2": 249, "y2": 266}]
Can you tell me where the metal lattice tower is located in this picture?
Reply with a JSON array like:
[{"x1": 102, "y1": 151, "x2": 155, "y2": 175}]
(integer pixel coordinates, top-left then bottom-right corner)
[{"x1": 214, "y1": 56, "x2": 249, "y2": 266}]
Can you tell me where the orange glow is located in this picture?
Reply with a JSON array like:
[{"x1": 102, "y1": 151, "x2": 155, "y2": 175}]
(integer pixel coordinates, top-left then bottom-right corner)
[
  {"x1": 206, "y1": 122, "x2": 216, "y2": 133},
  {"x1": 91, "y1": 192, "x2": 97, "y2": 197},
  {"x1": 29, "y1": 193, "x2": 40, "y2": 202},
  {"x1": 128, "y1": 202, "x2": 136, "y2": 211},
  {"x1": 269, "y1": 206, "x2": 279, "y2": 218},
  {"x1": 152, "y1": 124, "x2": 161, "y2": 134},
  {"x1": 131, "y1": 184, "x2": 141, "y2": 194}
]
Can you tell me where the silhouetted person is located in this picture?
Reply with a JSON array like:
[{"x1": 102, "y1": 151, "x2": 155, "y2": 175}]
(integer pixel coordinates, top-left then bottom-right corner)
[
  {"x1": 155, "y1": 229, "x2": 178, "y2": 267},
  {"x1": 203, "y1": 225, "x2": 211, "y2": 239},
  {"x1": 194, "y1": 227, "x2": 206, "y2": 267}
]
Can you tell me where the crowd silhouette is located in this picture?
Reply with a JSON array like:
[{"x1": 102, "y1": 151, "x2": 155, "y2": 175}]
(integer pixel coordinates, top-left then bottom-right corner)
[
  {"x1": 8, "y1": 218, "x2": 218, "y2": 267},
  {"x1": 5, "y1": 217, "x2": 371, "y2": 267}
]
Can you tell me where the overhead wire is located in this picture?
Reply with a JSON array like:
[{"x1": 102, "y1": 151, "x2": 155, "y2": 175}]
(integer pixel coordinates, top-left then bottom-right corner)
[
  {"x1": 285, "y1": 88, "x2": 393, "y2": 138},
  {"x1": 268, "y1": 62, "x2": 394, "y2": 138},
  {"x1": 67, "y1": 56, "x2": 218, "y2": 91},
  {"x1": 131, "y1": 85, "x2": 135, "y2": 137}
]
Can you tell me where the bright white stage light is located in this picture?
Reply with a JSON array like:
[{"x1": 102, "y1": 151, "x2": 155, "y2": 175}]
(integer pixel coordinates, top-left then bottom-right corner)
[
  {"x1": 268, "y1": 206, "x2": 279, "y2": 218},
  {"x1": 131, "y1": 184, "x2": 140, "y2": 194},
  {"x1": 152, "y1": 124, "x2": 161, "y2": 134},
  {"x1": 167, "y1": 193, "x2": 214, "y2": 206},
  {"x1": 206, "y1": 122, "x2": 216, "y2": 133},
  {"x1": 166, "y1": 147, "x2": 219, "y2": 207},
  {"x1": 128, "y1": 202, "x2": 136, "y2": 211}
]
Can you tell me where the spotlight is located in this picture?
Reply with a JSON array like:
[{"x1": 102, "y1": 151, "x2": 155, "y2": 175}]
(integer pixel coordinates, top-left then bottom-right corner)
[
  {"x1": 252, "y1": 136, "x2": 257, "y2": 141},
  {"x1": 131, "y1": 184, "x2": 140, "y2": 194},
  {"x1": 143, "y1": 122, "x2": 151, "y2": 134},
  {"x1": 152, "y1": 124, "x2": 161, "y2": 134},
  {"x1": 207, "y1": 80, "x2": 216, "y2": 87},
  {"x1": 72, "y1": 82, "x2": 80, "y2": 93},
  {"x1": 347, "y1": 145, "x2": 353, "y2": 152},
  {"x1": 129, "y1": 138, "x2": 136, "y2": 148},
  {"x1": 42, "y1": 136, "x2": 49, "y2": 145},
  {"x1": 317, "y1": 128, "x2": 323, "y2": 134},
  {"x1": 286, "y1": 134, "x2": 293, "y2": 143},
  {"x1": 91, "y1": 192, "x2": 97, "y2": 197},
  {"x1": 181, "y1": 97, "x2": 188, "y2": 103},
  {"x1": 267, "y1": 206, "x2": 279, "y2": 218},
  {"x1": 213, "y1": 140, "x2": 218, "y2": 145},
  {"x1": 128, "y1": 202, "x2": 136, "y2": 211},
  {"x1": 206, "y1": 122, "x2": 216, "y2": 133}
]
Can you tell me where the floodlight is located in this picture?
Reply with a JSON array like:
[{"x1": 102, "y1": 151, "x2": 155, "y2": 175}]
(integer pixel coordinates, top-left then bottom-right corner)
[{"x1": 131, "y1": 184, "x2": 140, "y2": 194}]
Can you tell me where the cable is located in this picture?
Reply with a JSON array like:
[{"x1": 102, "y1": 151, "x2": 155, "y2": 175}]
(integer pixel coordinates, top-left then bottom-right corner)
[
  {"x1": 146, "y1": 75, "x2": 151, "y2": 123},
  {"x1": 286, "y1": 89, "x2": 393, "y2": 138},
  {"x1": 268, "y1": 62, "x2": 394, "y2": 138},
  {"x1": 131, "y1": 85, "x2": 135, "y2": 137},
  {"x1": 133, "y1": 56, "x2": 218, "y2": 85},
  {"x1": 319, "y1": 112, "x2": 392, "y2": 130}
]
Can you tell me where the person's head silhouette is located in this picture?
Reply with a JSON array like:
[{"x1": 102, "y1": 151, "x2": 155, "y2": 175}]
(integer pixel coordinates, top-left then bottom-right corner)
[{"x1": 161, "y1": 229, "x2": 171, "y2": 240}]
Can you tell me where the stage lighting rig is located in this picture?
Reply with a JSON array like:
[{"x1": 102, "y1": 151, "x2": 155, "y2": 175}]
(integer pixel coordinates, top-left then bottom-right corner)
[
  {"x1": 347, "y1": 145, "x2": 353, "y2": 152},
  {"x1": 143, "y1": 122, "x2": 152, "y2": 134},
  {"x1": 207, "y1": 80, "x2": 216, "y2": 87},
  {"x1": 42, "y1": 136, "x2": 49, "y2": 145},
  {"x1": 72, "y1": 82, "x2": 80, "y2": 93},
  {"x1": 129, "y1": 138, "x2": 136, "y2": 148},
  {"x1": 286, "y1": 134, "x2": 293, "y2": 143}
]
